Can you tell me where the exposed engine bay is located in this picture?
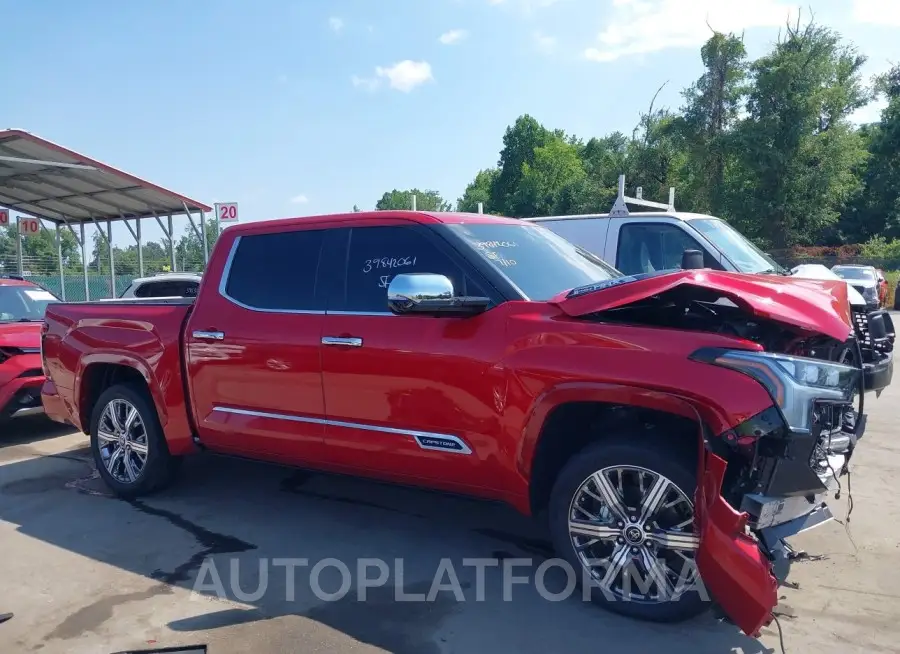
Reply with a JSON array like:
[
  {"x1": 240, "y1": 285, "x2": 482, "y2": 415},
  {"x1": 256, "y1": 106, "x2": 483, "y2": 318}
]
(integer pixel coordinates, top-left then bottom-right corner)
[{"x1": 591, "y1": 285, "x2": 853, "y2": 359}]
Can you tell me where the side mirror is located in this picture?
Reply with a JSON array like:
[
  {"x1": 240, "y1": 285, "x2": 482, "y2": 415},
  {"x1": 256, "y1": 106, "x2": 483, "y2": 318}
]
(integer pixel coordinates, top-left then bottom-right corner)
[
  {"x1": 387, "y1": 273, "x2": 489, "y2": 317},
  {"x1": 681, "y1": 249, "x2": 705, "y2": 270}
]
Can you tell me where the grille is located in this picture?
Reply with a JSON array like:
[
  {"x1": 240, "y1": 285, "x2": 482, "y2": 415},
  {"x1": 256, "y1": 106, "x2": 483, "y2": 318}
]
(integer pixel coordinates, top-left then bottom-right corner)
[{"x1": 853, "y1": 309, "x2": 872, "y2": 347}]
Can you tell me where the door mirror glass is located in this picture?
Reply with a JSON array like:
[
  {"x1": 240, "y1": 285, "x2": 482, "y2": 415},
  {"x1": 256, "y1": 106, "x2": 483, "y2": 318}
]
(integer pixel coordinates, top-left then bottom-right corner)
[{"x1": 387, "y1": 273, "x2": 489, "y2": 316}]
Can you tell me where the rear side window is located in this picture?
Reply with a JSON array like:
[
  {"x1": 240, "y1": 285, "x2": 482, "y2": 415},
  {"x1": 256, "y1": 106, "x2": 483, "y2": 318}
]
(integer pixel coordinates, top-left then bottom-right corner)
[
  {"x1": 224, "y1": 230, "x2": 325, "y2": 311},
  {"x1": 134, "y1": 281, "x2": 199, "y2": 298}
]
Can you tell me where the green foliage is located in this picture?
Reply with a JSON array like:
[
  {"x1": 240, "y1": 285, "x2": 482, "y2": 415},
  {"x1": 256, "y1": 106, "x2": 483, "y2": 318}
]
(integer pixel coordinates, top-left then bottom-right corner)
[
  {"x1": 375, "y1": 18, "x2": 900, "y2": 254},
  {"x1": 860, "y1": 236, "x2": 900, "y2": 260},
  {"x1": 375, "y1": 189, "x2": 451, "y2": 212},
  {"x1": 457, "y1": 168, "x2": 498, "y2": 213},
  {"x1": 0, "y1": 225, "x2": 80, "y2": 274}
]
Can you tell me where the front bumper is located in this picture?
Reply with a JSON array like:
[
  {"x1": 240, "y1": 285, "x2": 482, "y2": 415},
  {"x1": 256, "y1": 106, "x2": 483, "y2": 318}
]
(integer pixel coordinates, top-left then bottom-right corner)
[
  {"x1": 854, "y1": 308, "x2": 894, "y2": 394},
  {"x1": 864, "y1": 352, "x2": 893, "y2": 395},
  {"x1": 0, "y1": 375, "x2": 45, "y2": 420}
]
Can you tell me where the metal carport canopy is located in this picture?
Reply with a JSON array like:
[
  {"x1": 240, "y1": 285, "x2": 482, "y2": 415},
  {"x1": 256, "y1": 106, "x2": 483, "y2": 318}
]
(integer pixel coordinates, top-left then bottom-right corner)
[{"x1": 0, "y1": 129, "x2": 213, "y2": 299}]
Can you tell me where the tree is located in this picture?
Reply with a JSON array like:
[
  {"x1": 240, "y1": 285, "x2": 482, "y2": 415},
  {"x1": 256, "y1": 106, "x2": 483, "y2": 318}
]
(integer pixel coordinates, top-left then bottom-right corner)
[
  {"x1": 513, "y1": 138, "x2": 586, "y2": 217},
  {"x1": 851, "y1": 66, "x2": 900, "y2": 240},
  {"x1": 731, "y1": 19, "x2": 869, "y2": 248},
  {"x1": 675, "y1": 31, "x2": 748, "y2": 216},
  {"x1": 176, "y1": 221, "x2": 222, "y2": 272},
  {"x1": 0, "y1": 223, "x2": 80, "y2": 275},
  {"x1": 491, "y1": 115, "x2": 555, "y2": 215},
  {"x1": 457, "y1": 168, "x2": 499, "y2": 213},
  {"x1": 375, "y1": 189, "x2": 451, "y2": 212}
]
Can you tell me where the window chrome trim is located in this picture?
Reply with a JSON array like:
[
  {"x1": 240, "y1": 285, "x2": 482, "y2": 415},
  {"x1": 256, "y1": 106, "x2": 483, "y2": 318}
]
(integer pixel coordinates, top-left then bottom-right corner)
[{"x1": 212, "y1": 406, "x2": 473, "y2": 455}]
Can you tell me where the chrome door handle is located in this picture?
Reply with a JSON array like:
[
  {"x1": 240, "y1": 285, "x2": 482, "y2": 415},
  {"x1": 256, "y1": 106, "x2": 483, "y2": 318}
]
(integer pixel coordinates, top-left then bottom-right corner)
[
  {"x1": 322, "y1": 336, "x2": 363, "y2": 347},
  {"x1": 193, "y1": 330, "x2": 225, "y2": 340}
]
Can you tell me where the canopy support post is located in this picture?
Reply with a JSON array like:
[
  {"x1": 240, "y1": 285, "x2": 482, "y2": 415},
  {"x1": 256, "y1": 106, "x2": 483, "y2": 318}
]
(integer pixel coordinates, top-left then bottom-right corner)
[
  {"x1": 137, "y1": 218, "x2": 143, "y2": 277},
  {"x1": 201, "y1": 211, "x2": 209, "y2": 264},
  {"x1": 55, "y1": 223, "x2": 66, "y2": 301},
  {"x1": 168, "y1": 215, "x2": 176, "y2": 271},
  {"x1": 15, "y1": 220, "x2": 23, "y2": 276},
  {"x1": 107, "y1": 220, "x2": 115, "y2": 298},
  {"x1": 121, "y1": 215, "x2": 142, "y2": 278},
  {"x1": 80, "y1": 223, "x2": 89, "y2": 301}
]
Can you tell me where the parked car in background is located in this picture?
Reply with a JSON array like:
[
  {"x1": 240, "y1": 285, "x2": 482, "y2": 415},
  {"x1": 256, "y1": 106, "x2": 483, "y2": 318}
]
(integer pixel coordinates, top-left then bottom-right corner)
[
  {"x1": 42, "y1": 209, "x2": 870, "y2": 638},
  {"x1": 0, "y1": 276, "x2": 57, "y2": 422},
  {"x1": 526, "y1": 175, "x2": 894, "y2": 397},
  {"x1": 831, "y1": 265, "x2": 881, "y2": 311},
  {"x1": 119, "y1": 273, "x2": 202, "y2": 299}
]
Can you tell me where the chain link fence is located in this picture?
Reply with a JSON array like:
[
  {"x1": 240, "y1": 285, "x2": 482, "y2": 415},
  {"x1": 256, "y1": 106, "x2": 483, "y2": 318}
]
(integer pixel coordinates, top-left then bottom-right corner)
[{"x1": 1, "y1": 254, "x2": 207, "y2": 301}]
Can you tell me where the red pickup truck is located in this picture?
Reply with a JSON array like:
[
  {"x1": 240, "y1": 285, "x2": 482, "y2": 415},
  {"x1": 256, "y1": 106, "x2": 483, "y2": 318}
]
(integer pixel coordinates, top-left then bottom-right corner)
[{"x1": 41, "y1": 210, "x2": 865, "y2": 637}]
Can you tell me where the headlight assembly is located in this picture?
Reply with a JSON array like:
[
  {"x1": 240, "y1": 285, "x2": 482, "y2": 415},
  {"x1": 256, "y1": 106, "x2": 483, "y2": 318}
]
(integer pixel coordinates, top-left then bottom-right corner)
[{"x1": 691, "y1": 348, "x2": 860, "y2": 433}]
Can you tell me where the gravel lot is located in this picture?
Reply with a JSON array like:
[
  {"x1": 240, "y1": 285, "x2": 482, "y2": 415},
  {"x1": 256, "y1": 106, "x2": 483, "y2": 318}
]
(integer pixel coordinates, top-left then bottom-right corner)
[{"x1": 2, "y1": 332, "x2": 898, "y2": 654}]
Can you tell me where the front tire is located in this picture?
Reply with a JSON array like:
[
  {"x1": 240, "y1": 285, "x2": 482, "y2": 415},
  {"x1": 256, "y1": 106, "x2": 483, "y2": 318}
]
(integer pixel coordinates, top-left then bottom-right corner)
[
  {"x1": 548, "y1": 438, "x2": 707, "y2": 623},
  {"x1": 90, "y1": 383, "x2": 180, "y2": 498}
]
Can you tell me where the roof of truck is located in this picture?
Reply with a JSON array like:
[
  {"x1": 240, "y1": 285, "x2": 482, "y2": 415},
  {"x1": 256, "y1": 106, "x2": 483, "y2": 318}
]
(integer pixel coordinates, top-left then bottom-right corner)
[
  {"x1": 525, "y1": 211, "x2": 716, "y2": 223},
  {"x1": 223, "y1": 210, "x2": 524, "y2": 235}
]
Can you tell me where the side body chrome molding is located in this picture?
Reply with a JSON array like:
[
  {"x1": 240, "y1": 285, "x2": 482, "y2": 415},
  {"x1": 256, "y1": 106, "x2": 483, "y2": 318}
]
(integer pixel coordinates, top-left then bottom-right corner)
[{"x1": 211, "y1": 406, "x2": 473, "y2": 455}]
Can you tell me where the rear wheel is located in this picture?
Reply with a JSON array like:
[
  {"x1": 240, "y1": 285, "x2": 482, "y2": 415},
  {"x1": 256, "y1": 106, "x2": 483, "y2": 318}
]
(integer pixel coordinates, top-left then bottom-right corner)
[
  {"x1": 90, "y1": 383, "x2": 181, "y2": 498},
  {"x1": 548, "y1": 438, "x2": 707, "y2": 623}
]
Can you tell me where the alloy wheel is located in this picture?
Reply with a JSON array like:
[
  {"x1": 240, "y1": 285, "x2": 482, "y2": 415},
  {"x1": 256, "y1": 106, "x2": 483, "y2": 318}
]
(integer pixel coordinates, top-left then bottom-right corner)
[
  {"x1": 97, "y1": 398, "x2": 149, "y2": 484},
  {"x1": 567, "y1": 465, "x2": 700, "y2": 602}
]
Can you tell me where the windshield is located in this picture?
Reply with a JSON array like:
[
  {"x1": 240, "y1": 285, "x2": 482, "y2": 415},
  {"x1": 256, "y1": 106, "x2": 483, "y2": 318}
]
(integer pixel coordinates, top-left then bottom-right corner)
[
  {"x1": 448, "y1": 223, "x2": 621, "y2": 300},
  {"x1": 832, "y1": 267, "x2": 875, "y2": 281},
  {"x1": 688, "y1": 218, "x2": 784, "y2": 274},
  {"x1": 0, "y1": 285, "x2": 59, "y2": 322}
]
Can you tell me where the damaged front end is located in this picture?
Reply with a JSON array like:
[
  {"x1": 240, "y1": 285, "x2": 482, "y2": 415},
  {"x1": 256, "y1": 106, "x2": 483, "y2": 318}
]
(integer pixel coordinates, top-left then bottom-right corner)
[
  {"x1": 562, "y1": 273, "x2": 868, "y2": 637},
  {"x1": 692, "y1": 348, "x2": 864, "y2": 571}
]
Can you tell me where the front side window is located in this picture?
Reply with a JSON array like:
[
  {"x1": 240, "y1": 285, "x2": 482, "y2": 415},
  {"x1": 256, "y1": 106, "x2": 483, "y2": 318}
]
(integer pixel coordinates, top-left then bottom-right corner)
[
  {"x1": 340, "y1": 226, "x2": 470, "y2": 313},
  {"x1": 617, "y1": 223, "x2": 718, "y2": 275},
  {"x1": 224, "y1": 230, "x2": 324, "y2": 311},
  {"x1": 688, "y1": 218, "x2": 782, "y2": 274},
  {"x1": 0, "y1": 285, "x2": 58, "y2": 322},
  {"x1": 448, "y1": 222, "x2": 619, "y2": 301}
]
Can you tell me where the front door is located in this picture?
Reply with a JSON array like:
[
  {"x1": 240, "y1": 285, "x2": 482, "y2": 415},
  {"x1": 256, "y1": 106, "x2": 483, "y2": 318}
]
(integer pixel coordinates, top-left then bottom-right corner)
[
  {"x1": 319, "y1": 222, "x2": 502, "y2": 493},
  {"x1": 184, "y1": 227, "x2": 330, "y2": 463}
]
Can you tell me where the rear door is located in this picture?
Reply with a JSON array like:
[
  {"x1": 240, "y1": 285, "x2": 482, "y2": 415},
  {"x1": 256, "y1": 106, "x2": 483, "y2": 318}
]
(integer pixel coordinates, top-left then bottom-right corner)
[{"x1": 184, "y1": 227, "x2": 329, "y2": 463}]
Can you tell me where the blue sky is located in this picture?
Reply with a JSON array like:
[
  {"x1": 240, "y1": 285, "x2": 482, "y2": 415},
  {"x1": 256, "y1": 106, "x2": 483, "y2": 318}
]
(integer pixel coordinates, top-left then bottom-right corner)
[{"x1": 3, "y1": 0, "x2": 898, "y2": 247}]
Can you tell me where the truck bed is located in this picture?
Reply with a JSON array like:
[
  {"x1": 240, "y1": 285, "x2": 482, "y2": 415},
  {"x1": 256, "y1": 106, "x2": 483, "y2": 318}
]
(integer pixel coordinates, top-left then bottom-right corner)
[{"x1": 41, "y1": 299, "x2": 196, "y2": 453}]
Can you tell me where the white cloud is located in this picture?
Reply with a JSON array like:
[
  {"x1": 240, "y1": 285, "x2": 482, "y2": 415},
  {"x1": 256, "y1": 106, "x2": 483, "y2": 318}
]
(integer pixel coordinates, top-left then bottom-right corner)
[
  {"x1": 290, "y1": 194, "x2": 309, "y2": 204},
  {"x1": 852, "y1": 0, "x2": 900, "y2": 26},
  {"x1": 351, "y1": 75, "x2": 381, "y2": 91},
  {"x1": 583, "y1": 0, "x2": 797, "y2": 63},
  {"x1": 328, "y1": 16, "x2": 344, "y2": 32},
  {"x1": 439, "y1": 29, "x2": 469, "y2": 45},
  {"x1": 377, "y1": 60, "x2": 434, "y2": 92},
  {"x1": 534, "y1": 31, "x2": 557, "y2": 53}
]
